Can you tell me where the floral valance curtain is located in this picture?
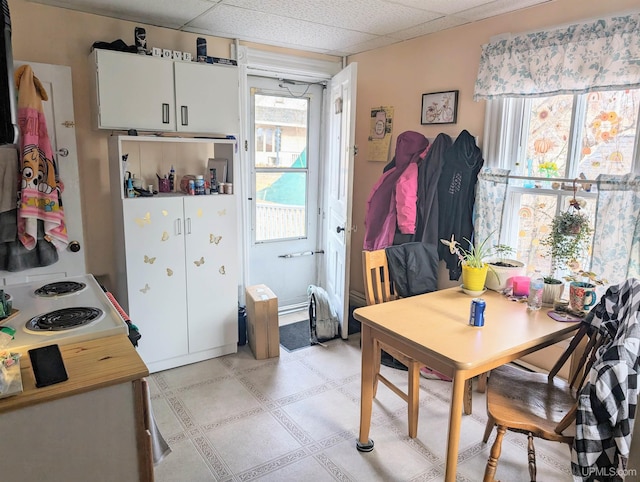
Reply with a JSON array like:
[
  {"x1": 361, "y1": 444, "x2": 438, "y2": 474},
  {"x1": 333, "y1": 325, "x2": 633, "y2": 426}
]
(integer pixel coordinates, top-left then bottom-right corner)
[{"x1": 474, "y1": 12, "x2": 640, "y2": 100}]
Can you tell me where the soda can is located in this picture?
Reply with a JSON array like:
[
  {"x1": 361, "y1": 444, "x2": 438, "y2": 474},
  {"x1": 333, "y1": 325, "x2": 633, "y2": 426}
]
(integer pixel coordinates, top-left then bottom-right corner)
[{"x1": 469, "y1": 298, "x2": 486, "y2": 327}]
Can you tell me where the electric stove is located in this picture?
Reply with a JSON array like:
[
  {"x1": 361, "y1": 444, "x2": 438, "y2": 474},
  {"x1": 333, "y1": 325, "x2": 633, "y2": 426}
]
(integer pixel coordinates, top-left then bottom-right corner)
[{"x1": 0, "y1": 274, "x2": 128, "y2": 352}]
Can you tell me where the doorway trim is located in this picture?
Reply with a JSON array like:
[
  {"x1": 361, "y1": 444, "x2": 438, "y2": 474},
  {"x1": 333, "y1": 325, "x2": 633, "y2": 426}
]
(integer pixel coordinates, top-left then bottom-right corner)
[{"x1": 233, "y1": 43, "x2": 343, "y2": 307}]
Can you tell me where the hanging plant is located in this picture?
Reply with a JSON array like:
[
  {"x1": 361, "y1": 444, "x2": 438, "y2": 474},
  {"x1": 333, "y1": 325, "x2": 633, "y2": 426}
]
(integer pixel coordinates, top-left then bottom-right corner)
[{"x1": 540, "y1": 209, "x2": 592, "y2": 278}]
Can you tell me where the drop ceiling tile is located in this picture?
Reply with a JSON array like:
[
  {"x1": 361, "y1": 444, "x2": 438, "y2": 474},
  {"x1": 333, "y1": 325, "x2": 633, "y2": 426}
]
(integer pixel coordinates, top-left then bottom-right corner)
[
  {"x1": 221, "y1": 0, "x2": 441, "y2": 35},
  {"x1": 187, "y1": 4, "x2": 376, "y2": 53},
  {"x1": 455, "y1": 0, "x2": 552, "y2": 22},
  {"x1": 390, "y1": 15, "x2": 471, "y2": 40},
  {"x1": 30, "y1": 0, "x2": 215, "y2": 29},
  {"x1": 388, "y1": 0, "x2": 498, "y2": 15}
]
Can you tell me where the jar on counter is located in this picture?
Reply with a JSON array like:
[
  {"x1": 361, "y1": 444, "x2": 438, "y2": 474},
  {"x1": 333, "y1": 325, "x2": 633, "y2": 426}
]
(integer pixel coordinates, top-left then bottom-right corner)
[{"x1": 188, "y1": 179, "x2": 195, "y2": 195}]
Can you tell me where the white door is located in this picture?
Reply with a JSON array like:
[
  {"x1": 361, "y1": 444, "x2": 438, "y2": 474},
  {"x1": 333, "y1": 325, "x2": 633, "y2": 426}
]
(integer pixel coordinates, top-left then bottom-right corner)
[
  {"x1": 1, "y1": 61, "x2": 86, "y2": 285},
  {"x1": 322, "y1": 63, "x2": 357, "y2": 339},
  {"x1": 247, "y1": 76, "x2": 322, "y2": 310}
]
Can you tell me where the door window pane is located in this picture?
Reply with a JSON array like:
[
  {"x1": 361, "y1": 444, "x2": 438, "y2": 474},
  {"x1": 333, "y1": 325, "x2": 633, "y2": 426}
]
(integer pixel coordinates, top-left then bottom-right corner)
[
  {"x1": 255, "y1": 171, "x2": 307, "y2": 241},
  {"x1": 253, "y1": 93, "x2": 309, "y2": 242}
]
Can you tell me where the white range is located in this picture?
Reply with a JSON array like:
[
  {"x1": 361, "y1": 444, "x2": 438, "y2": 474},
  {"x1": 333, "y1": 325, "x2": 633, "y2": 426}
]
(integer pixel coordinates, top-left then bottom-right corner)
[{"x1": 1, "y1": 274, "x2": 129, "y2": 352}]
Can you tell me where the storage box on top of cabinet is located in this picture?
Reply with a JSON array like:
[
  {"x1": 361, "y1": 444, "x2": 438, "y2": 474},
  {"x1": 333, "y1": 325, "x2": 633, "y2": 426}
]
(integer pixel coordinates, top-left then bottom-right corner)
[
  {"x1": 108, "y1": 135, "x2": 240, "y2": 373},
  {"x1": 90, "y1": 48, "x2": 240, "y2": 135}
]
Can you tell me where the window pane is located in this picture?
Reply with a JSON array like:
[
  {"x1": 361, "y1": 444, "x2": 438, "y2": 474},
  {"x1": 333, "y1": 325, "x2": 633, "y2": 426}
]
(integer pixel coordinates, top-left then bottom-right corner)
[
  {"x1": 255, "y1": 171, "x2": 307, "y2": 241},
  {"x1": 578, "y1": 88, "x2": 640, "y2": 178},
  {"x1": 523, "y1": 95, "x2": 573, "y2": 178},
  {"x1": 254, "y1": 94, "x2": 308, "y2": 168},
  {"x1": 513, "y1": 192, "x2": 595, "y2": 277}
]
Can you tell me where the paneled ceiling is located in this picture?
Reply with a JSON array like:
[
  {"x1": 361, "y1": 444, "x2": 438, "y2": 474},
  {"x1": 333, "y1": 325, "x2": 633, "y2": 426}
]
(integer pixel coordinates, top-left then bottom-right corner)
[{"x1": 28, "y1": 0, "x2": 551, "y2": 56}]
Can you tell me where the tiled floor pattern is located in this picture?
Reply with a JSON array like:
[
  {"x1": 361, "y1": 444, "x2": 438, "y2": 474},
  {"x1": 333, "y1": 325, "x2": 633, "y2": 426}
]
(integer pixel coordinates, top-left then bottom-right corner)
[{"x1": 149, "y1": 320, "x2": 573, "y2": 482}]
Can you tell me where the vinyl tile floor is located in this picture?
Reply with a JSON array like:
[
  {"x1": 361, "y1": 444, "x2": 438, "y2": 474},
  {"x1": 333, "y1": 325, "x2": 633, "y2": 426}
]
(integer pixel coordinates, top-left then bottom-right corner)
[{"x1": 148, "y1": 313, "x2": 573, "y2": 482}]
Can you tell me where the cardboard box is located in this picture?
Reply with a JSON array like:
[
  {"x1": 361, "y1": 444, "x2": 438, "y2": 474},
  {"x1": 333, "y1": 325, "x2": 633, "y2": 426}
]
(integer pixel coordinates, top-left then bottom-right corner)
[{"x1": 245, "y1": 284, "x2": 279, "y2": 359}]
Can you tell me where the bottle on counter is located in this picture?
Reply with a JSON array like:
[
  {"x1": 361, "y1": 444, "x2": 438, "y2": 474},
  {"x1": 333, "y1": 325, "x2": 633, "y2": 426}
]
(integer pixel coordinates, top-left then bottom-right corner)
[
  {"x1": 527, "y1": 269, "x2": 544, "y2": 310},
  {"x1": 169, "y1": 165, "x2": 175, "y2": 191},
  {"x1": 195, "y1": 175, "x2": 205, "y2": 195},
  {"x1": 126, "y1": 178, "x2": 135, "y2": 198}
]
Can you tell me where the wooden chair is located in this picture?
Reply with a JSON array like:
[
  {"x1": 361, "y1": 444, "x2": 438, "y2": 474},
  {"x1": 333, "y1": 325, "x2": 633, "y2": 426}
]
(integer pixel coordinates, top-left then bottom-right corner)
[
  {"x1": 362, "y1": 249, "x2": 475, "y2": 438},
  {"x1": 362, "y1": 249, "x2": 421, "y2": 438},
  {"x1": 482, "y1": 322, "x2": 606, "y2": 481}
]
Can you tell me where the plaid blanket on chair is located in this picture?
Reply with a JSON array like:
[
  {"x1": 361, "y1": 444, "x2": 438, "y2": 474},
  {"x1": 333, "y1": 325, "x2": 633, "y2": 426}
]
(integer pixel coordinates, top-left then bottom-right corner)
[{"x1": 572, "y1": 279, "x2": 640, "y2": 481}]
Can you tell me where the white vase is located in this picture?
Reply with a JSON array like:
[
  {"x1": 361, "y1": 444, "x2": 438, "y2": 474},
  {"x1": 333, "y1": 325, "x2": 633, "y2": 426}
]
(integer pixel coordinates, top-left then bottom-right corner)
[
  {"x1": 484, "y1": 258, "x2": 526, "y2": 292},
  {"x1": 542, "y1": 281, "x2": 564, "y2": 306}
]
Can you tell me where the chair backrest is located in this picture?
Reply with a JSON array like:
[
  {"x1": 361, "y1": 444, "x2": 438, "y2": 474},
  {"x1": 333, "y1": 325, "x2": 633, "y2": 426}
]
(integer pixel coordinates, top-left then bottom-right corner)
[
  {"x1": 362, "y1": 249, "x2": 398, "y2": 306},
  {"x1": 546, "y1": 320, "x2": 610, "y2": 434}
]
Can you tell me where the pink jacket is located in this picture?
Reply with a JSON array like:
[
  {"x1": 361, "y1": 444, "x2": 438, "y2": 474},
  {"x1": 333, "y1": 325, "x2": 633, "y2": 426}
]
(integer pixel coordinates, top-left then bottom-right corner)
[{"x1": 364, "y1": 131, "x2": 428, "y2": 251}]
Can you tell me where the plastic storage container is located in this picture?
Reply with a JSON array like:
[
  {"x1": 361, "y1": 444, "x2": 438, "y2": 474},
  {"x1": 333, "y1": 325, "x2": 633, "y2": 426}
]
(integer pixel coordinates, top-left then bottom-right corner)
[{"x1": 527, "y1": 270, "x2": 544, "y2": 310}]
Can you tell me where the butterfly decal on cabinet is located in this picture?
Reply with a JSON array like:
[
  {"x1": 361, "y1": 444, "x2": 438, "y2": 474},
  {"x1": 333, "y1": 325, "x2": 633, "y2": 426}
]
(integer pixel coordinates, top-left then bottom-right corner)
[
  {"x1": 196, "y1": 208, "x2": 203, "y2": 218},
  {"x1": 194, "y1": 257, "x2": 205, "y2": 267},
  {"x1": 210, "y1": 234, "x2": 222, "y2": 245},
  {"x1": 140, "y1": 283, "x2": 150, "y2": 294},
  {"x1": 166, "y1": 268, "x2": 173, "y2": 276},
  {"x1": 144, "y1": 255, "x2": 156, "y2": 264},
  {"x1": 161, "y1": 210, "x2": 168, "y2": 216},
  {"x1": 161, "y1": 231, "x2": 169, "y2": 241},
  {"x1": 217, "y1": 209, "x2": 226, "y2": 217},
  {"x1": 219, "y1": 265, "x2": 225, "y2": 275},
  {"x1": 134, "y1": 212, "x2": 151, "y2": 227}
]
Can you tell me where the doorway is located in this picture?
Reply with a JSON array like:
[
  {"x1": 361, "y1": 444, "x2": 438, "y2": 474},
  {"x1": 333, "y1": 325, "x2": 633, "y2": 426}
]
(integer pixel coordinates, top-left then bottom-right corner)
[{"x1": 246, "y1": 76, "x2": 323, "y2": 311}]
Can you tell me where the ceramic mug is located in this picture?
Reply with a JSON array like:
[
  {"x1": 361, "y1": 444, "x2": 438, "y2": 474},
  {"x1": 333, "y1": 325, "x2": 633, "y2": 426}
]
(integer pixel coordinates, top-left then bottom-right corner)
[{"x1": 569, "y1": 281, "x2": 597, "y2": 312}]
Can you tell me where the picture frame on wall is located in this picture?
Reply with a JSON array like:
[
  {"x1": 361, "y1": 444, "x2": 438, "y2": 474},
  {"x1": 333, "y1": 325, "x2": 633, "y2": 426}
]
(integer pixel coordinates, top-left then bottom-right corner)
[{"x1": 421, "y1": 90, "x2": 458, "y2": 125}]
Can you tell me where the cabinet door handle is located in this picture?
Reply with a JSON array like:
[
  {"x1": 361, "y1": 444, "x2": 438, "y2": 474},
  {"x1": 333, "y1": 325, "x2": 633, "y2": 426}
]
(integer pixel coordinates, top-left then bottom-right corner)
[
  {"x1": 181, "y1": 106, "x2": 188, "y2": 126},
  {"x1": 176, "y1": 218, "x2": 182, "y2": 235},
  {"x1": 162, "y1": 103, "x2": 170, "y2": 124},
  {"x1": 186, "y1": 217, "x2": 192, "y2": 234}
]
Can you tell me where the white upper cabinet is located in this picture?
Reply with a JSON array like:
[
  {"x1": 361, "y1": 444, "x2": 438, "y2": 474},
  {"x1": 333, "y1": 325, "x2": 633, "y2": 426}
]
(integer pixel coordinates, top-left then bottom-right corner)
[
  {"x1": 91, "y1": 49, "x2": 239, "y2": 135},
  {"x1": 174, "y1": 61, "x2": 239, "y2": 135}
]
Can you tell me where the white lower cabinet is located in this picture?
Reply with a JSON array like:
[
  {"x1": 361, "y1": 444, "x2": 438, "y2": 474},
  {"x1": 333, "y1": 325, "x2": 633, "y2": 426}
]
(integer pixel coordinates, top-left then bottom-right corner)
[
  {"x1": 121, "y1": 195, "x2": 238, "y2": 371},
  {"x1": 109, "y1": 135, "x2": 239, "y2": 372}
]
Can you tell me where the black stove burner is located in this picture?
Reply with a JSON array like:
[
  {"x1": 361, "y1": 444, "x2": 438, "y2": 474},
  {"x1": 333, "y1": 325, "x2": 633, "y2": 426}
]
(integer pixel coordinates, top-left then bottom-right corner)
[
  {"x1": 26, "y1": 307, "x2": 103, "y2": 331},
  {"x1": 34, "y1": 281, "x2": 86, "y2": 297}
]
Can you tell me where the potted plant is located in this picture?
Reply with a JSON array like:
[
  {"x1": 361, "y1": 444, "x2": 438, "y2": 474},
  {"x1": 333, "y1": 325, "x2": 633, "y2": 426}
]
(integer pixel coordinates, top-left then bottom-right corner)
[
  {"x1": 484, "y1": 244, "x2": 527, "y2": 292},
  {"x1": 440, "y1": 234, "x2": 498, "y2": 292},
  {"x1": 540, "y1": 204, "x2": 593, "y2": 305}
]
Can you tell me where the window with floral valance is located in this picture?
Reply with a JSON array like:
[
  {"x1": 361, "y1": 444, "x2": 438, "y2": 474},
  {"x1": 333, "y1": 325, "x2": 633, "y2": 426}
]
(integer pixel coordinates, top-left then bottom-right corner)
[{"x1": 474, "y1": 12, "x2": 640, "y2": 288}]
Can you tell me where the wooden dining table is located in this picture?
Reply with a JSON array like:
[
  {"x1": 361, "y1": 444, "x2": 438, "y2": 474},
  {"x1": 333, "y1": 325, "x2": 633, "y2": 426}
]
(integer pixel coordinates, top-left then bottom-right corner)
[{"x1": 353, "y1": 286, "x2": 581, "y2": 481}]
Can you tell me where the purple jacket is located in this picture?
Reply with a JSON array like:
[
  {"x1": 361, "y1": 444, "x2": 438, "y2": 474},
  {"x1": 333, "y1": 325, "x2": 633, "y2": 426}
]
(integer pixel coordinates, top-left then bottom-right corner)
[{"x1": 364, "y1": 131, "x2": 429, "y2": 251}]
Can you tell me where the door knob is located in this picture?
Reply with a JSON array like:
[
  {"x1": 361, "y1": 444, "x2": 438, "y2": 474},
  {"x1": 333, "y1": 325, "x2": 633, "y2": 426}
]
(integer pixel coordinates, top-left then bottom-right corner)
[
  {"x1": 336, "y1": 226, "x2": 345, "y2": 233},
  {"x1": 67, "y1": 240, "x2": 81, "y2": 252},
  {"x1": 57, "y1": 148, "x2": 69, "y2": 157}
]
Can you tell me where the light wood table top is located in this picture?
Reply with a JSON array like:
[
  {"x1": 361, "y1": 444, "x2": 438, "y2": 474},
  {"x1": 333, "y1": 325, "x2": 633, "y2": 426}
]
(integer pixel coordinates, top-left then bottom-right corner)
[
  {"x1": 354, "y1": 287, "x2": 580, "y2": 481},
  {"x1": 0, "y1": 334, "x2": 149, "y2": 414}
]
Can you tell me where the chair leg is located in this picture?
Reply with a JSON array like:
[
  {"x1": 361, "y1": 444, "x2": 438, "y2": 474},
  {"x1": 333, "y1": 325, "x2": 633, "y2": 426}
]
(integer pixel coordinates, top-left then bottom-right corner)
[
  {"x1": 482, "y1": 414, "x2": 495, "y2": 443},
  {"x1": 484, "y1": 425, "x2": 506, "y2": 482},
  {"x1": 407, "y1": 361, "x2": 420, "y2": 438},
  {"x1": 463, "y1": 379, "x2": 472, "y2": 415},
  {"x1": 527, "y1": 432, "x2": 536, "y2": 482}
]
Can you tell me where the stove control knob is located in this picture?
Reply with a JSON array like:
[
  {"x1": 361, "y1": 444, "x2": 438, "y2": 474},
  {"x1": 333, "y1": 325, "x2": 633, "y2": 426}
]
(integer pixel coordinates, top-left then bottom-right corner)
[{"x1": 68, "y1": 240, "x2": 81, "y2": 252}]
